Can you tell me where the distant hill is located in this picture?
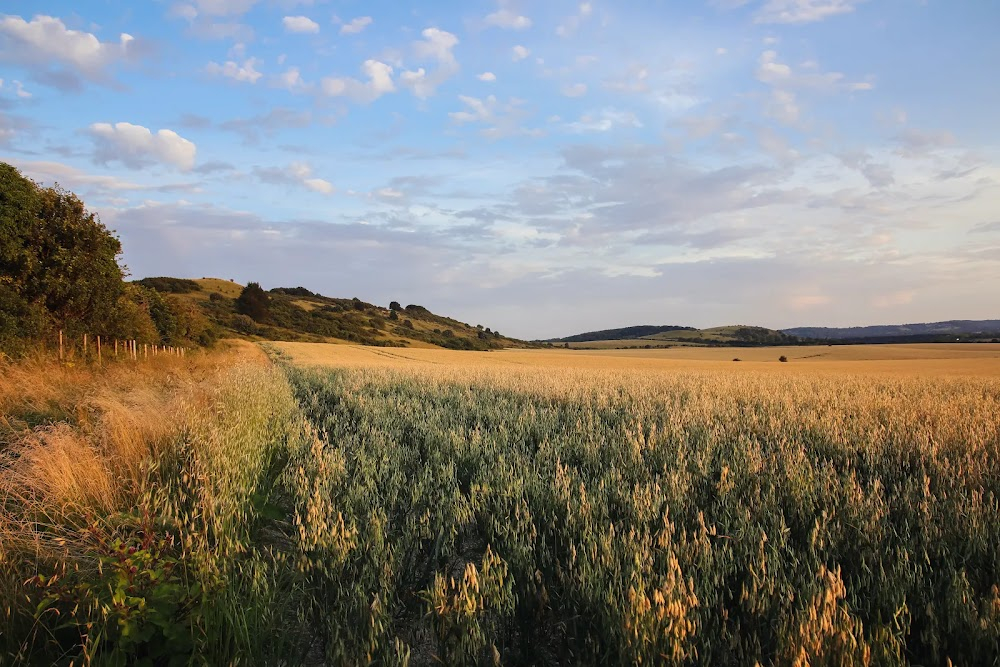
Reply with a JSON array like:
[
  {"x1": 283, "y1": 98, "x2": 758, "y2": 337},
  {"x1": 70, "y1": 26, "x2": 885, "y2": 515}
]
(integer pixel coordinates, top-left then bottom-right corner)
[
  {"x1": 546, "y1": 325, "x2": 802, "y2": 348},
  {"x1": 135, "y1": 277, "x2": 535, "y2": 351},
  {"x1": 549, "y1": 325, "x2": 696, "y2": 343},
  {"x1": 785, "y1": 320, "x2": 1000, "y2": 340}
]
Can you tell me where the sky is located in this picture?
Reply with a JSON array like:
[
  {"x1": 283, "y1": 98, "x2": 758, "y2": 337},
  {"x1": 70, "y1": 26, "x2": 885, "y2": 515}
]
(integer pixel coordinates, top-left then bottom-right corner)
[{"x1": 2, "y1": 0, "x2": 999, "y2": 340}]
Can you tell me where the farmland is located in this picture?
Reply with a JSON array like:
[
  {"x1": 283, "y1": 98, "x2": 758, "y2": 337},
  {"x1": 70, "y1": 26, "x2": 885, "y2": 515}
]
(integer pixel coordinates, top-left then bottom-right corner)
[
  {"x1": 267, "y1": 341, "x2": 1000, "y2": 664},
  {"x1": 4, "y1": 340, "x2": 999, "y2": 664},
  {"x1": 274, "y1": 341, "x2": 1000, "y2": 376}
]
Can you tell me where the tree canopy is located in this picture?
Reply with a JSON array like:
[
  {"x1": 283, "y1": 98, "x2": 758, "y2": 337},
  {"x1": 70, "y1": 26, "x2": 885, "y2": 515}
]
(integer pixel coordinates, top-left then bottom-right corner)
[
  {"x1": 1, "y1": 162, "x2": 215, "y2": 354},
  {"x1": 235, "y1": 282, "x2": 271, "y2": 322}
]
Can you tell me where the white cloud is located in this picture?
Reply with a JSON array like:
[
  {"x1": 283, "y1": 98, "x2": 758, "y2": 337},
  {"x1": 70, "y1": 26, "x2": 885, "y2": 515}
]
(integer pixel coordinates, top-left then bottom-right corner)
[
  {"x1": 413, "y1": 28, "x2": 459, "y2": 67},
  {"x1": 556, "y1": 2, "x2": 594, "y2": 37},
  {"x1": 206, "y1": 57, "x2": 262, "y2": 83},
  {"x1": 478, "y1": 71, "x2": 497, "y2": 82},
  {"x1": 185, "y1": 0, "x2": 259, "y2": 17},
  {"x1": 275, "y1": 66, "x2": 308, "y2": 92},
  {"x1": 304, "y1": 178, "x2": 334, "y2": 194},
  {"x1": 400, "y1": 28, "x2": 460, "y2": 99},
  {"x1": 8, "y1": 159, "x2": 201, "y2": 197},
  {"x1": 449, "y1": 95, "x2": 542, "y2": 139},
  {"x1": 375, "y1": 187, "x2": 405, "y2": 200},
  {"x1": 603, "y1": 65, "x2": 649, "y2": 93},
  {"x1": 321, "y1": 59, "x2": 395, "y2": 103},
  {"x1": 561, "y1": 83, "x2": 588, "y2": 97},
  {"x1": 755, "y1": 0, "x2": 868, "y2": 24},
  {"x1": 566, "y1": 109, "x2": 642, "y2": 133},
  {"x1": 0, "y1": 79, "x2": 32, "y2": 98},
  {"x1": 171, "y1": 4, "x2": 200, "y2": 21},
  {"x1": 512, "y1": 45, "x2": 530, "y2": 61},
  {"x1": 449, "y1": 95, "x2": 497, "y2": 124},
  {"x1": 89, "y1": 122, "x2": 197, "y2": 171},
  {"x1": 756, "y1": 50, "x2": 873, "y2": 93},
  {"x1": 766, "y1": 89, "x2": 799, "y2": 124},
  {"x1": 340, "y1": 16, "x2": 372, "y2": 35},
  {"x1": 0, "y1": 15, "x2": 137, "y2": 86},
  {"x1": 283, "y1": 16, "x2": 320, "y2": 33},
  {"x1": 484, "y1": 8, "x2": 532, "y2": 30},
  {"x1": 253, "y1": 162, "x2": 334, "y2": 194}
]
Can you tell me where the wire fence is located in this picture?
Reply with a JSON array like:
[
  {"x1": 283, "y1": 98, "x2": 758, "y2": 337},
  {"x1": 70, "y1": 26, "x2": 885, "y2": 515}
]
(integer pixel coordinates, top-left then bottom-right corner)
[{"x1": 54, "y1": 330, "x2": 187, "y2": 365}]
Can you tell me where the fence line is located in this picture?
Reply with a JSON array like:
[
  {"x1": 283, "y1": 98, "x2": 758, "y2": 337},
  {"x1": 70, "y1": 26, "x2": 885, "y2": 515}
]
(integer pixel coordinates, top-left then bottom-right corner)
[{"x1": 54, "y1": 330, "x2": 188, "y2": 365}]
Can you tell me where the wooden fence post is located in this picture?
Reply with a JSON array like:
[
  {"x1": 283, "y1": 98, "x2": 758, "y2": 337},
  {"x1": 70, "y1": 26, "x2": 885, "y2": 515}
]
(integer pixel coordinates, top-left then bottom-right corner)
[
  {"x1": 83, "y1": 333, "x2": 88, "y2": 359},
  {"x1": 59, "y1": 330, "x2": 64, "y2": 361},
  {"x1": 97, "y1": 335, "x2": 102, "y2": 365}
]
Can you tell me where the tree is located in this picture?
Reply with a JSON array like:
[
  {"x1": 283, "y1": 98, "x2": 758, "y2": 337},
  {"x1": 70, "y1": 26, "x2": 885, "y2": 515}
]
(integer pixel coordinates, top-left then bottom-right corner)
[
  {"x1": 1, "y1": 162, "x2": 126, "y2": 340},
  {"x1": 235, "y1": 282, "x2": 270, "y2": 322},
  {"x1": 389, "y1": 301, "x2": 402, "y2": 311}
]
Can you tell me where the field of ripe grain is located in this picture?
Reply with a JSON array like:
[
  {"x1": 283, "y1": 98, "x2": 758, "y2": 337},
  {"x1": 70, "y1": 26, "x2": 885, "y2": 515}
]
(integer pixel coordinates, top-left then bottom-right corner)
[
  {"x1": 268, "y1": 341, "x2": 1000, "y2": 664},
  {"x1": 273, "y1": 341, "x2": 1000, "y2": 376}
]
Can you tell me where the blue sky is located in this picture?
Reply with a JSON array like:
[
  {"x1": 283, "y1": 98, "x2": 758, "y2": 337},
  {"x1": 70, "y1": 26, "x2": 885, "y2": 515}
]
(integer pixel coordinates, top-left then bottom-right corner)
[{"x1": 2, "y1": 0, "x2": 998, "y2": 339}]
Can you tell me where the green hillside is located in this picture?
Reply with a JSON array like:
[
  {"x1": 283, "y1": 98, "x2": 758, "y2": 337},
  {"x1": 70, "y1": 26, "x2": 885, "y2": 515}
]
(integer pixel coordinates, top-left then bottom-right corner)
[
  {"x1": 558, "y1": 325, "x2": 803, "y2": 349},
  {"x1": 135, "y1": 277, "x2": 532, "y2": 351}
]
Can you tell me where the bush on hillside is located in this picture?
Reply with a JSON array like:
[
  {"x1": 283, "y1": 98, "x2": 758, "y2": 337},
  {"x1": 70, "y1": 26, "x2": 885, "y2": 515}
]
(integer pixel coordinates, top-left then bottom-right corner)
[
  {"x1": 271, "y1": 286, "x2": 317, "y2": 297},
  {"x1": 136, "y1": 277, "x2": 202, "y2": 294},
  {"x1": 236, "y1": 282, "x2": 271, "y2": 323}
]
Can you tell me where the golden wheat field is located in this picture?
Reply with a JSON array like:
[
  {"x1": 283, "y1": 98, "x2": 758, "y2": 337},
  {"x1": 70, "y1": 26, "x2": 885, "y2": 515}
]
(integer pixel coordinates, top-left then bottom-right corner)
[
  {"x1": 6, "y1": 340, "x2": 1000, "y2": 665},
  {"x1": 272, "y1": 341, "x2": 1000, "y2": 376},
  {"x1": 269, "y1": 339, "x2": 1000, "y2": 664}
]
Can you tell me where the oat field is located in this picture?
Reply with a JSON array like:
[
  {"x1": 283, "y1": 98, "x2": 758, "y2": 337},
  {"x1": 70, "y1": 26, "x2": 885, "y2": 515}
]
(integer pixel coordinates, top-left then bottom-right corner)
[
  {"x1": 269, "y1": 341, "x2": 1000, "y2": 664},
  {"x1": 4, "y1": 342, "x2": 999, "y2": 665}
]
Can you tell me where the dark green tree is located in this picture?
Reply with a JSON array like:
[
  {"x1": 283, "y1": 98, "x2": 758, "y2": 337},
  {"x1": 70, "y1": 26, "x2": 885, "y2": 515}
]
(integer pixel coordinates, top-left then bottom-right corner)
[
  {"x1": 1, "y1": 162, "x2": 126, "y2": 341},
  {"x1": 235, "y1": 282, "x2": 271, "y2": 322}
]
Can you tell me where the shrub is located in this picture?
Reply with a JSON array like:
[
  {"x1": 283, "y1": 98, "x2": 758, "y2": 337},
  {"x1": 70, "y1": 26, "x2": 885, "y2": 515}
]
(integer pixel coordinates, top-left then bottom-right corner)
[
  {"x1": 779, "y1": 355, "x2": 788, "y2": 362},
  {"x1": 136, "y1": 277, "x2": 202, "y2": 294},
  {"x1": 235, "y1": 282, "x2": 270, "y2": 323}
]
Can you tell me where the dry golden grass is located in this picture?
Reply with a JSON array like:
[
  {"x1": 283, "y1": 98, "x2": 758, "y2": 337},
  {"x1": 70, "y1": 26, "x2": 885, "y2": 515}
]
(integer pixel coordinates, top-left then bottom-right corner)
[
  {"x1": 1, "y1": 339, "x2": 313, "y2": 663},
  {"x1": 272, "y1": 341, "x2": 1000, "y2": 377},
  {"x1": 0, "y1": 340, "x2": 268, "y2": 557}
]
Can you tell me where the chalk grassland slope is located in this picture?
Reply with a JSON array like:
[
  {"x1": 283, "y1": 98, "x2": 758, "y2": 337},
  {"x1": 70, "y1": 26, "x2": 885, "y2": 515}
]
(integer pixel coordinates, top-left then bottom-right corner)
[
  {"x1": 271, "y1": 342, "x2": 1000, "y2": 664},
  {"x1": 272, "y1": 341, "x2": 1000, "y2": 377},
  {"x1": 137, "y1": 277, "x2": 532, "y2": 351}
]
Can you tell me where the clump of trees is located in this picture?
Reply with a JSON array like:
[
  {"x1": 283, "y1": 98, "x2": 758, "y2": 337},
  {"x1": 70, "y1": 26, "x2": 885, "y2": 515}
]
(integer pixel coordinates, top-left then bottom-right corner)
[
  {"x1": 135, "y1": 277, "x2": 202, "y2": 294},
  {"x1": 235, "y1": 282, "x2": 271, "y2": 322},
  {"x1": 0, "y1": 162, "x2": 216, "y2": 356}
]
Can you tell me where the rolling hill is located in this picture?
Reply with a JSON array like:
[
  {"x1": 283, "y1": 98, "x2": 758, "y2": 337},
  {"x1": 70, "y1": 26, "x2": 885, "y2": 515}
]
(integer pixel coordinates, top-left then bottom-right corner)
[
  {"x1": 784, "y1": 320, "x2": 1000, "y2": 340},
  {"x1": 135, "y1": 277, "x2": 534, "y2": 351},
  {"x1": 545, "y1": 325, "x2": 802, "y2": 348}
]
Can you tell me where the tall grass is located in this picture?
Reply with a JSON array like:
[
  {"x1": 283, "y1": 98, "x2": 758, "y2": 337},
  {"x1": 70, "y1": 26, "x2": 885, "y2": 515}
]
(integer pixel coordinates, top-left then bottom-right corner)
[
  {"x1": 0, "y1": 345, "x2": 313, "y2": 664},
  {"x1": 280, "y1": 363, "x2": 1000, "y2": 665},
  {"x1": 5, "y1": 344, "x2": 998, "y2": 664}
]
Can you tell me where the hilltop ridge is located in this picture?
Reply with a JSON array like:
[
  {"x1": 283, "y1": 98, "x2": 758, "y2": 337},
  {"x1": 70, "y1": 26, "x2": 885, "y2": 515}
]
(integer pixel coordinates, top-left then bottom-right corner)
[
  {"x1": 135, "y1": 277, "x2": 535, "y2": 351},
  {"x1": 545, "y1": 324, "x2": 802, "y2": 348}
]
